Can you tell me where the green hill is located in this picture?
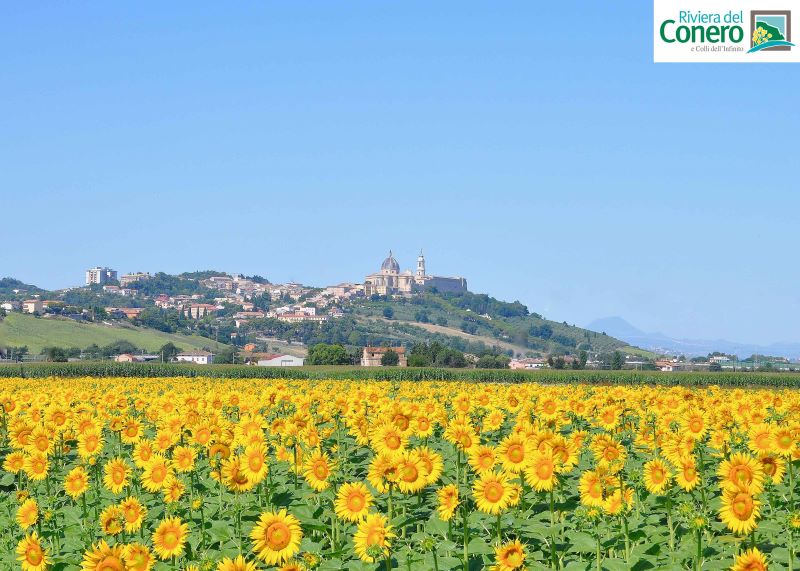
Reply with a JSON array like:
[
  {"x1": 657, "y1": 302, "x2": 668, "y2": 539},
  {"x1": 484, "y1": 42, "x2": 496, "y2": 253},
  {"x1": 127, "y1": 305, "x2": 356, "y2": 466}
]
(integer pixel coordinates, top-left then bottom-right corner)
[
  {"x1": 0, "y1": 313, "x2": 225, "y2": 354},
  {"x1": 348, "y1": 291, "x2": 637, "y2": 357}
]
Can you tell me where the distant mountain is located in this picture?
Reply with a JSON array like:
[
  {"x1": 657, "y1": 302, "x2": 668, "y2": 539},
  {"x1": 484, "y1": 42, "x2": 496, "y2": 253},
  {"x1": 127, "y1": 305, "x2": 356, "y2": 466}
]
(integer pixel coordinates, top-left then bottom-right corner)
[{"x1": 587, "y1": 316, "x2": 800, "y2": 359}]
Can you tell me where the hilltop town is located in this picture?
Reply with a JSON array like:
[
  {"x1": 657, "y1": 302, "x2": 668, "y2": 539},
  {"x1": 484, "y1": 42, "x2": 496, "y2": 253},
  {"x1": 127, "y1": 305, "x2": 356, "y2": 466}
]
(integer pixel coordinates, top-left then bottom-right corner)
[{"x1": 1, "y1": 253, "x2": 796, "y2": 372}]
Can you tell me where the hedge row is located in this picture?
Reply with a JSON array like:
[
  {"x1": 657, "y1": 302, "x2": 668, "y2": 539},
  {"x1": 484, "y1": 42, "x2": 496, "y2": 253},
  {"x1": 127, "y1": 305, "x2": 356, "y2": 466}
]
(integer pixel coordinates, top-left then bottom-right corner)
[{"x1": 1, "y1": 362, "x2": 800, "y2": 387}]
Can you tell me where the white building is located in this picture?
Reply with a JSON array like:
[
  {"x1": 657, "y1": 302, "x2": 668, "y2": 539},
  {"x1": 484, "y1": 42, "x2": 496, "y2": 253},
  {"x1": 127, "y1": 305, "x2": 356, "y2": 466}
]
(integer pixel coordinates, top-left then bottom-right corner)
[
  {"x1": 120, "y1": 272, "x2": 151, "y2": 286},
  {"x1": 257, "y1": 355, "x2": 305, "y2": 367},
  {"x1": 86, "y1": 267, "x2": 117, "y2": 285},
  {"x1": 175, "y1": 351, "x2": 214, "y2": 365},
  {"x1": 22, "y1": 299, "x2": 43, "y2": 314}
]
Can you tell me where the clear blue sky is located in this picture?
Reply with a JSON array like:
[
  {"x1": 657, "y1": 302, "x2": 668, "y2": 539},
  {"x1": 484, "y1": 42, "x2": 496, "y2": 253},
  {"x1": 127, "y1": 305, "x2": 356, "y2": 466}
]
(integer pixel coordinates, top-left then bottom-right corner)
[{"x1": 2, "y1": 3, "x2": 798, "y2": 345}]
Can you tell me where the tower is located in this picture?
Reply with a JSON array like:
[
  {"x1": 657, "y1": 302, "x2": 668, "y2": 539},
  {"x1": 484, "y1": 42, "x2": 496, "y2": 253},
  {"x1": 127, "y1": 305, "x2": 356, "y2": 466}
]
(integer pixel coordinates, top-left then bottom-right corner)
[{"x1": 416, "y1": 249, "x2": 426, "y2": 279}]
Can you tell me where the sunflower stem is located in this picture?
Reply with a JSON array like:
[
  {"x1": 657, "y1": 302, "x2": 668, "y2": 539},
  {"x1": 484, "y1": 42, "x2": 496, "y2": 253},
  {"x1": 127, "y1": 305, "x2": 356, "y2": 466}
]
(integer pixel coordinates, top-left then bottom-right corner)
[{"x1": 694, "y1": 527, "x2": 702, "y2": 571}]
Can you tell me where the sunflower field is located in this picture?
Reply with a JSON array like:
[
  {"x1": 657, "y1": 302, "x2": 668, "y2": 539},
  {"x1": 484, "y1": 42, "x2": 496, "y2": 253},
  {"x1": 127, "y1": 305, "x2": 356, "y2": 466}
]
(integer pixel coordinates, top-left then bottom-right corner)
[{"x1": 1, "y1": 377, "x2": 797, "y2": 571}]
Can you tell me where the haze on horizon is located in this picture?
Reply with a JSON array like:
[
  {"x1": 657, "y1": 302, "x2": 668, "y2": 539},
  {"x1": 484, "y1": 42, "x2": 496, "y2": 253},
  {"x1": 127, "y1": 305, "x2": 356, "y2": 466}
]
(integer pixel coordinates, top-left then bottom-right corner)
[{"x1": 1, "y1": 3, "x2": 798, "y2": 347}]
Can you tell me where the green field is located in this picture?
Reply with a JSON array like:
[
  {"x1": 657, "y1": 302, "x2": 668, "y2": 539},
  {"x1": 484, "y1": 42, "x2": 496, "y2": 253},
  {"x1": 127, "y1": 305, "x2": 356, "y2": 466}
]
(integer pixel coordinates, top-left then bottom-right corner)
[
  {"x1": 0, "y1": 313, "x2": 225, "y2": 353},
  {"x1": 2, "y1": 361, "x2": 799, "y2": 387}
]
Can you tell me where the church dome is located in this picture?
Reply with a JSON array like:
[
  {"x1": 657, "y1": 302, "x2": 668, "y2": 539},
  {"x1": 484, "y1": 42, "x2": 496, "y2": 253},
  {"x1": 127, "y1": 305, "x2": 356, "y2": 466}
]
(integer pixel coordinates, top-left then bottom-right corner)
[{"x1": 381, "y1": 251, "x2": 400, "y2": 272}]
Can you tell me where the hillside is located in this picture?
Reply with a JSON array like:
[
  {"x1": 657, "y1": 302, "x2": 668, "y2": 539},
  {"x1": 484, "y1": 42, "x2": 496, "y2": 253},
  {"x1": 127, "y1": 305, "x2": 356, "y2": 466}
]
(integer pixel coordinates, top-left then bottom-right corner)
[
  {"x1": 348, "y1": 292, "x2": 635, "y2": 357},
  {"x1": 0, "y1": 313, "x2": 225, "y2": 354}
]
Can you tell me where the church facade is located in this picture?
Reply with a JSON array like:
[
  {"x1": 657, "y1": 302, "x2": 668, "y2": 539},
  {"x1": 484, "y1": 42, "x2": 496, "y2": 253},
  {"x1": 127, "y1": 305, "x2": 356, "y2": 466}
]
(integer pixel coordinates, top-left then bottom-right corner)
[{"x1": 363, "y1": 251, "x2": 467, "y2": 296}]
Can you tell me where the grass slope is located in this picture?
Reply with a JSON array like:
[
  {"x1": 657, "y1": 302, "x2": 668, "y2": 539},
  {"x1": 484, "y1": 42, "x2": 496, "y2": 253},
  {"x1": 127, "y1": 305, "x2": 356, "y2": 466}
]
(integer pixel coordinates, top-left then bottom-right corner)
[{"x1": 0, "y1": 313, "x2": 224, "y2": 354}]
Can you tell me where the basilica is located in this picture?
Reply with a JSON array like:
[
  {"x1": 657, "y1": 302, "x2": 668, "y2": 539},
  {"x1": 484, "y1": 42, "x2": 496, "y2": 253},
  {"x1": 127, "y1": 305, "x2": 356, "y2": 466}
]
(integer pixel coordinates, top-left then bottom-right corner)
[{"x1": 363, "y1": 250, "x2": 467, "y2": 296}]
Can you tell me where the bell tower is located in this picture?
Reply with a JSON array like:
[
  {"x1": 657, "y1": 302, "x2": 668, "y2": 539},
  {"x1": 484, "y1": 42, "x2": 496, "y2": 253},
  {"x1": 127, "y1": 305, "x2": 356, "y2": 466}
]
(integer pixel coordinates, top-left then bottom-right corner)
[{"x1": 416, "y1": 249, "x2": 426, "y2": 280}]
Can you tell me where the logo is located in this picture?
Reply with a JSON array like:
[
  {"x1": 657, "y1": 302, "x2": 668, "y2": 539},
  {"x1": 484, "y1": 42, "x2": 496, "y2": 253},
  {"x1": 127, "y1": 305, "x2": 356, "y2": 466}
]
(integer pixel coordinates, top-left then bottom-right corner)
[{"x1": 749, "y1": 10, "x2": 794, "y2": 52}]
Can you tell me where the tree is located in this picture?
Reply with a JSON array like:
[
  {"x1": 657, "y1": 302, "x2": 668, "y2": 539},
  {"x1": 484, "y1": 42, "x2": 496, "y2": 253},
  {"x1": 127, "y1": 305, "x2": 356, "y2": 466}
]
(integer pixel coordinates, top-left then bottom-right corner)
[
  {"x1": 612, "y1": 351, "x2": 625, "y2": 370},
  {"x1": 159, "y1": 342, "x2": 182, "y2": 362},
  {"x1": 308, "y1": 343, "x2": 351, "y2": 365},
  {"x1": 382, "y1": 307, "x2": 394, "y2": 320},
  {"x1": 214, "y1": 346, "x2": 237, "y2": 364},
  {"x1": 381, "y1": 349, "x2": 400, "y2": 366}
]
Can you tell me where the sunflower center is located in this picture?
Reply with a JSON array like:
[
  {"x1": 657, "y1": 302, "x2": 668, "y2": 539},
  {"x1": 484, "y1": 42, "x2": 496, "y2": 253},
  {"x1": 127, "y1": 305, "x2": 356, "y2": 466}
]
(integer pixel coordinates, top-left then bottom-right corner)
[
  {"x1": 26, "y1": 546, "x2": 42, "y2": 565},
  {"x1": 651, "y1": 467, "x2": 665, "y2": 484},
  {"x1": 507, "y1": 445, "x2": 524, "y2": 463},
  {"x1": 386, "y1": 435, "x2": 401, "y2": 450},
  {"x1": 731, "y1": 466, "x2": 752, "y2": 485},
  {"x1": 313, "y1": 462, "x2": 329, "y2": 479},
  {"x1": 366, "y1": 528, "x2": 385, "y2": 546},
  {"x1": 249, "y1": 455, "x2": 263, "y2": 472},
  {"x1": 536, "y1": 460, "x2": 554, "y2": 480},
  {"x1": 732, "y1": 493, "x2": 754, "y2": 519},
  {"x1": 348, "y1": 494, "x2": 365, "y2": 512},
  {"x1": 689, "y1": 419, "x2": 703, "y2": 433},
  {"x1": 401, "y1": 464, "x2": 419, "y2": 482},
  {"x1": 97, "y1": 555, "x2": 125, "y2": 571},
  {"x1": 267, "y1": 522, "x2": 291, "y2": 550},
  {"x1": 505, "y1": 548, "x2": 523, "y2": 566},
  {"x1": 163, "y1": 530, "x2": 179, "y2": 548},
  {"x1": 484, "y1": 482, "x2": 504, "y2": 503},
  {"x1": 153, "y1": 466, "x2": 166, "y2": 482}
]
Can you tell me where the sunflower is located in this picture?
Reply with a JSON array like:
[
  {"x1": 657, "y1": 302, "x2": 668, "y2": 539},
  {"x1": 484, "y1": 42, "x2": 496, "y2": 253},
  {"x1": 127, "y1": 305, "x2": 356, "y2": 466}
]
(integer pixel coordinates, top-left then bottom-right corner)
[
  {"x1": 371, "y1": 424, "x2": 408, "y2": 456},
  {"x1": 675, "y1": 456, "x2": 700, "y2": 491},
  {"x1": 124, "y1": 542, "x2": 155, "y2": 571},
  {"x1": 335, "y1": 482, "x2": 373, "y2": 522},
  {"x1": 748, "y1": 424, "x2": 774, "y2": 455},
  {"x1": 141, "y1": 454, "x2": 173, "y2": 492},
  {"x1": 469, "y1": 445, "x2": 497, "y2": 475},
  {"x1": 437, "y1": 484, "x2": 460, "y2": 521},
  {"x1": 99, "y1": 504, "x2": 124, "y2": 536},
  {"x1": 163, "y1": 475, "x2": 186, "y2": 503},
  {"x1": 77, "y1": 430, "x2": 104, "y2": 459},
  {"x1": 773, "y1": 427, "x2": 796, "y2": 457},
  {"x1": 492, "y1": 539, "x2": 526, "y2": 571},
  {"x1": 354, "y1": 513, "x2": 395, "y2": 563},
  {"x1": 221, "y1": 455, "x2": 257, "y2": 493},
  {"x1": 497, "y1": 434, "x2": 531, "y2": 474},
  {"x1": 302, "y1": 450, "x2": 336, "y2": 492},
  {"x1": 731, "y1": 547, "x2": 768, "y2": 571},
  {"x1": 579, "y1": 469, "x2": 607, "y2": 507},
  {"x1": 444, "y1": 422, "x2": 479, "y2": 453},
  {"x1": 719, "y1": 488, "x2": 760, "y2": 535},
  {"x1": 152, "y1": 516, "x2": 189, "y2": 560},
  {"x1": 3, "y1": 451, "x2": 26, "y2": 473},
  {"x1": 119, "y1": 496, "x2": 147, "y2": 532},
  {"x1": 473, "y1": 471, "x2": 512, "y2": 515},
  {"x1": 23, "y1": 452, "x2": 49, "y2": 481},
  {"x1": 758, "y1": 454, "x2": 785, "y2": 484},
  {"x1": 17, "y1": 498, "x2": 38, "y2": 530},
  {"x1": 241, "y1": 444, "x2": 269, "y2": 485},
  {"x1": 65, "y1": 465, "x2": 90, "y2": 499},
  {"x1": 524, "y1": 450, "x2": 558, "y2": 492},
  {"x1": 103, "y1": 457, "x2": 130, "y2": 494},
  {"x1": 394, "y1": 449, "x2": 428, "y2": 494},
  {"x1": 17, "y1": 532, "x2": 49, "y2": 571},
  {"x1": 216, "y1": 555, "x2": 259, "y2": 571},
  {"x1": 121, "y1": 418, "x2": 143, "y2": 444},
  {"x1": 250, "y1": 509, "x2": 303, "y2": 565},
  {"x1": 718, "y1": 452, "x2": 764, "y2": 494},
  {"x1": 367, "y1": 452, "x2": 400, "y2": 493},
  {"x1": 642, "y1": 458, "x2": 672, "y2": 495},
  {"x1": 82, "y1": 540, "x2": 126, "y2": 570},
  {"x1": 602, "y1": 487, "x2": 634, "y2": 516},
  {"x1": 171, "y1": 445, "x2": 197, "y2": 473},
  {"x1": 415, "y1": 445, "x2": 443, "y2": 485}
]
